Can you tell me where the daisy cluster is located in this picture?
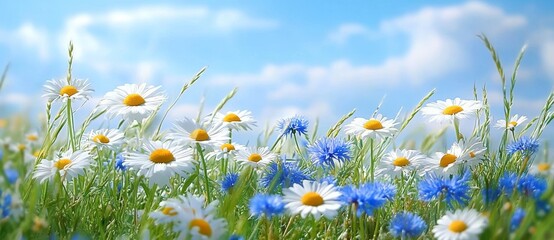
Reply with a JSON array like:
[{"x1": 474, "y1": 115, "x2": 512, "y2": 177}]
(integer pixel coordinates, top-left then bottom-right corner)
[{"x1": 0, "y1": 41, "x2": 553, "y2": 239}]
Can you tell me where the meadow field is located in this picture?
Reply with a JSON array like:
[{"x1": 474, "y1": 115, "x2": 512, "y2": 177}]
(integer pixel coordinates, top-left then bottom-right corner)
[{"x1": 0, "y1": 35, "x2": 553, "y2": 239}]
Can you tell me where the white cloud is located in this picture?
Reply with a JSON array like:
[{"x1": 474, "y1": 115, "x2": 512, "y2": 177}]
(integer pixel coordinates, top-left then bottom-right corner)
[
  {"x1": 0, "y1": 23, "x2": 50, "y2": 60},
  {"x1": 537, "y1": 30, "x2": 554, "y2": 82},
  {"x1": 328, "y1": 23, "x2": 371, "y2": 44},
  {"x1": 211, "y1": 1, "x2": 526, "y2": 100}
]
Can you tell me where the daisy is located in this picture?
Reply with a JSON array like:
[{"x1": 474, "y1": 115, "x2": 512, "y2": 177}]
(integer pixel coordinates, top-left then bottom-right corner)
[
  {"x1": 236, "y1": 147, "x2": 277, "y2": 169},
  {"x1": 495, "y1": 114, "x2": 527, "y2": 130},
  {"x1": 282, "y1": 180, "x2": 342, "y2": 219},
  {"x1": 462, "y1": 139, "x2": 486, "y2": 163},
  {"x1": 25, "y1": 132, "x2": 41, "y2": 145},
  {"x1": 176, "y1": 208, "x2": 227, "y2": 240},
  {"x1": 423, "y1": 142, "x2": 469, "y2": 176},
  {"x1": 376, "y1": 149, "x2": 427, "y2": 178},
  {"x1": 85, "y1": 129, "x2": 125, "y2": 151},
  {"x1": 125, "y1": 140, "x2": 196, "y2": 187},
  {"x1": 344, "y1": 114, "x2": 398, "y2": 139},
  {"x1": 432, "y1": 208, "x2": 488, "y2": 240},
  {"x1": 210, "y1": 110, "x2": 257, "y2": 131},
  {"x1": 205, "y1": 142, "x2": 245, "y2": 161},
  {"x1": 42, "y1": 78, "x2": 93, "y2": 102},
  {"x1": 421, "y1": 98, "x2": 482, "y2": 124},
  {"x1": 99, "y1": 83, "x2": 166, "y2": 122},
  {"x1": 530, "y1": 162, "x2": 554, "y2": 177},
  {"x1": 33, "y1": 150, "x2": 92, "y2": 183},
  {"x1": 150, "y1": 195, "x2": 226, "y2": 240},
  {"x1": 169, "y1": 117, "x2": 229, "y2": 149}
]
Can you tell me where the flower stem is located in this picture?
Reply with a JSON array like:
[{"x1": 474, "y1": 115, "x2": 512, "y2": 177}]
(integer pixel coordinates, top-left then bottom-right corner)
[
  {"x1": 196, "y1": 143, "x2": 212, "y2": 202},
  {"x1": 66, "y1": 99, "x2": 76, "y2": 151}
]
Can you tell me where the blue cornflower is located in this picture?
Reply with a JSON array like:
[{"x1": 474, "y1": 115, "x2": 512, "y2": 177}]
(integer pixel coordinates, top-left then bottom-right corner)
[
  {"x1": 517, "y1": 174, "x2": 547, "y2": 199},
  {"x1": 229, "y1": 234, "x2": 244, "y2": 240},
  {"x1": 507, "y1": 136, "x2": 539, "y2": 155},
  {"x1": 481, "y1": 187, "x2": 501, "y2": 204},
  {"x1": 221, "y1": 173, "x2": 239, "y2": 193},
  {"x1": 510, "y1": 208, "x2": 525, "y2": 232},
  {"x1": 318, "y1": 175, "x2": 337, "y2": 185},
  {"x1": 499, "y1": 172, "x2": 518, "y2": 195},
  {"x1": 536, "y1": 200, "x2": 551, "y2": 217},
  {"x1": 1, "y1": 193, "x2": 11, "y2": 218},
  {"x1": 115, "y1": 154, "x2": 127, "y2": 171},
  {"x1": 261, "y1": 161, "x2": 311, "y2": 189},
  {"x1": 418, "y1": 171, "x2": 471, "y2": 207},
  {"x1": 340, "y1": 182, "x2": 396, "y2": 216},
  {"x1": 389, "y1": 212, "x2": 427, "y2": 239},
  {"x1": 307, "y1": 138, "x2": 351, "y2": 168},
  {"x1": 4, "y1": 168, "x2": 19, "y2": 184},
  {"x1": 277, "y1": 115, "x2": 309, "y2": 137},
  {"x1": 249, "y1": 194, "x2": 285, "y2": 218}
]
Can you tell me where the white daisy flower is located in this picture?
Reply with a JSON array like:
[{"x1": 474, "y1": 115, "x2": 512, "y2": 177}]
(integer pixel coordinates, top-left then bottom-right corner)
[
  {"x1": 423, "y1": 142, "x2": 469, "y2": 176},
  {"x1": 85, "y1": 129, "x2": 125, "y2": 151},
  {"x1": 176, "y1": 209, "x2": 227, "y2": 240},
  {"x1": 99, "y1": 83, "x2": 166, "y2": 122},
  {"x1": 25, "y1": 132, "x2": 41, "y2": 145},
  {"x1": 125, "y1": 140, "x2": 196, "y2": 187},
  {"x1": 530, "y1": 162, "x2": 554, "y2": 177},
  {"x1": 236, "y1": 147, "x2": 277, "y2": 169},
  {"x1": 151, "y1": 195, "x2": 226, "y2": 240},
  {"x1": 344, "y1": 114, "x2": 398, "y2": 139},
  {"x1": 462, "y1": 139, "x2": 486, "y2": 163},
  {"x1": 421, "y1": 98, "x2": 482, "y2": 124},
  {"x1": 33, "y1": 150, "x2": 92, "y2": 183},
  {"x1": 282, "y1": 180, "x2": 342, "y2": 219},
  {"x1": 433, "y1": 208, "x2": 488, "y2": 240},
  {"x1": 210, "y1": 110, "x2": 257, "y2": 131},
  {"x1": 494, "y1": 114, "x2": 527, "y2": 130},
  {"x1": 42, "y1": 78, "x2": 93, "y2": 102},
  {"x1": 169, "y1": 117, "x2": 229, "y2": 149},
  {"x1": 376, "y1": 149, "x2": 427, "y2": 178},
  {"x1": 205, "y1": 142, "x2": 245, "y2": 161}
]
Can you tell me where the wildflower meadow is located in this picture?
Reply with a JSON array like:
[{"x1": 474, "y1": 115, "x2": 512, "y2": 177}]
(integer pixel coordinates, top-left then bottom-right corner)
[{"x1": 0, "y1": 35, "x2": 553, "y2": 239}]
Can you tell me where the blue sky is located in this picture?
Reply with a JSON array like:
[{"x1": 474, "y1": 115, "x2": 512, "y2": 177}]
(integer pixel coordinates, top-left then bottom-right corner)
[{"x1": 0, "y1": 0, "x2": 553, "y2": 143}]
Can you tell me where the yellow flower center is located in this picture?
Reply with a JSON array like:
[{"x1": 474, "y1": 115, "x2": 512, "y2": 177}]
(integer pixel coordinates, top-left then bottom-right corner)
[
  {"x1": 363, "y1": 119, "x2": 383, "y2": 130},
  {"x1": 301, "y1": 191, "x2": 324, "y2": 206},
  {"x1": 59, "y1": 85, "x2": 78, "y2": 97},
  {"x1": 248, "y1": 153, "x2": 262, "y2": 162},
  {"x1": 0, "y1": 119, "x2": 6, "y2": 128},
  {"x1": 92, "y1": 134, "x2": 110, "y2": 144},
  {"x1": 55, "y1": 158, "x2": 72, "y2": 170},
  {"x1": 469, "y1": 151, "x2": 476, "y2": 158},
  {"x1": 189, "y1": 218, "x2": 212, "y2": 237},
  {"x1": 190, "y1": 129, "x2": 210, "y2": 141},
  {"x1": 162, "y1": 207, "x2": 177, "y2": 216},
  {"x1": 223, "y1": 113, "x2": 241, "y2": 122},
  {"x1": 33, "y1": 150, "x2": 41, "y2": 157},
  {"x1": 149, "y1": 149, "x2": 175, "y2": 164},
  {"x1": 27, "y1": 134, "x2": 39, "y2": 141},
  {"x1": 220, "y1": 143, "x2": 236, "y2": 151},
  {"x1": 448, "y1": 220, "x2": 468, "y2": 233},
  {"x1": 538, "y1": 163, "x2": 550, "y2": 172},
  {"x1": 17, "y1": 144, "x2": 26, "y2": 151},
  {"x1": 123, "y1": 93, "x2": 146, "y2": 106},
  {"x1": 439, "y1": 154, "x2": 457, "y2": 167},
  {"x1": 392, "y1": 157, "x2": 410, "y2": 167},
  {"x1": 442, "y1": 105, "x2": 464, "y2": 115},
  {"x1": 509, "y1": 121, "x2": 518, "y2": 127}
]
